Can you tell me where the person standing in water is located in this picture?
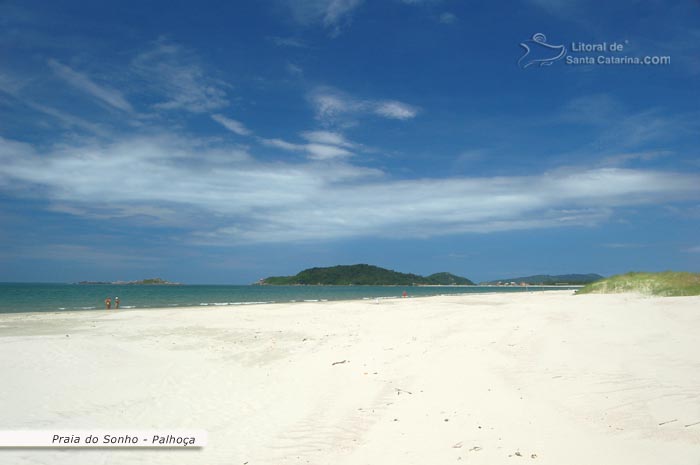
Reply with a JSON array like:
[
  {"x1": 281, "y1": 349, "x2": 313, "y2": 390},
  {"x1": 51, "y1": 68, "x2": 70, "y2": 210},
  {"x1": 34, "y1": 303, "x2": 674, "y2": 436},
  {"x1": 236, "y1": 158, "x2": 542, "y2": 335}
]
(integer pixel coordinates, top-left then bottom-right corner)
[
  {"x1": 114, "y1": 297, "x2": 120, "y2": 309},
  {"x1": 105, "y1": 297, "x2": 112, "y2": 310}
]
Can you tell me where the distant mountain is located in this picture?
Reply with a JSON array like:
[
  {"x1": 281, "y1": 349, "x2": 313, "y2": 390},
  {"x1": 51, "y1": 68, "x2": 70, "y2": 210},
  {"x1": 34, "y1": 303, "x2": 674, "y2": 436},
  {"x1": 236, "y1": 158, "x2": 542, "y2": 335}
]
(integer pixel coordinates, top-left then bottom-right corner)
[
  {"x1": 76, "y1": 278, "x2": 180, "y2": 285},
  {"x1": 482, "y1": 274, "x2": 604, "y2": 285},
  {"x1": 127, "y1": 278, "x2": 180, "y2": 285},
  {"x1": 425, "y1": 272, "x2": 474, "y2": 285},
  {"x1": 258, "y1": 264, "x2": 474, "y2": 286}
]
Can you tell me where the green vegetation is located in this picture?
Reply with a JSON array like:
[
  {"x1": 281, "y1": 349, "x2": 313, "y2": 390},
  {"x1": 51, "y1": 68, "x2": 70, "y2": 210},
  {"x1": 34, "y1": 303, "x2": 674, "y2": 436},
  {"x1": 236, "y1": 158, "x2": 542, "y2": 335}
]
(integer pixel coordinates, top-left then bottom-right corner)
[
  {"x1": 259, "y1": 264, "x2": 474, "y2": 286},
  {"x1": 76, "y1": 277, "x2": 179, "y2": 285},
  {"x1": 424, "y1": 272, "x2": 474, "y2": 285},
  {"x1": 483, "y1": 274, "x2": 603, "y2": 285},
  {"x1": 577, "y1": 271, "x2": 700, "y2": 296},
  {"x1": 132, "y1": 278, "x2": 177, "y2": 285}
]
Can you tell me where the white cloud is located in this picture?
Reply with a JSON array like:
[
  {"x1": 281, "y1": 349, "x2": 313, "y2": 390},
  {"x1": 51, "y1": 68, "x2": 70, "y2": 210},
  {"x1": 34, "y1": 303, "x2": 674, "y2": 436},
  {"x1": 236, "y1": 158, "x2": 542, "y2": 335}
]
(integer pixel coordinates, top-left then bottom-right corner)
[
  {"x1": 283, "y1": 0, "x2": 364, "y2": 29},
  {"x1": 323, "y1": 0, "x2": 364, "y2": 26},
  {"x1": 286, "y1": 62, "x2": 304, "y2": 76},
  {"x1": 374, "y1": 100, "x2": 419, "y2": 120},
  {"x1": 1, "y1": 135, "x2": 699, "y2": 245},
  {"x1": 309, "y1": 87, "x2": 363, "y2": 123},
  {"x1": 438, "y1": 12, "x2": 457, "y2": 24},
  {"x1": 211, "y1": 114, "x2": 252, "y2": 136},
  {"x1": 259, "y1": 131, "x2": 357, "y2": 160},
  {"x1": 309, "y1": 86, "x2": 419, "y2": 125},
  {"x1": 259, "y1": 137, "x2": 304, "y2": 151},
  {"x1": 305, "y1": 143, "x2": 352, "y2": 160},
  {"x1": 301, "y1": 130, "x2": 355, "y2": 148},
  {"x1": 686, "y1": 246, "x2": 700, "y2": 253},
  {"x1": 48, "y1": 59, "x2": 133, "y2": 112},
  {"x1": 131, "y1": 39, "x2": 229, "y2": 113}
]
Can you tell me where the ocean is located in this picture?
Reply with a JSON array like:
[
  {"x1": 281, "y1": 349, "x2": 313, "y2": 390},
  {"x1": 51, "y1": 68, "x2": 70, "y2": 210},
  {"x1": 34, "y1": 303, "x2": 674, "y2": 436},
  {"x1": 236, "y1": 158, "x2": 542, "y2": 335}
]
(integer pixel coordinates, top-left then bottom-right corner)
[{"x1": 0, "y1": 283, "x2": 578, "y2": 314}]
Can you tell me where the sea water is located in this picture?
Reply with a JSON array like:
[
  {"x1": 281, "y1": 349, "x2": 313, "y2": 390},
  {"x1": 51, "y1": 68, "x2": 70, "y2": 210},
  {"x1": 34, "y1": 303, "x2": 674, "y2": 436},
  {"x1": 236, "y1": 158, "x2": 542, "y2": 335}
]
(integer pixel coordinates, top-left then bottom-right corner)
[{"x1": 0, "y1": 283, "x2": 577, "y2": 314}]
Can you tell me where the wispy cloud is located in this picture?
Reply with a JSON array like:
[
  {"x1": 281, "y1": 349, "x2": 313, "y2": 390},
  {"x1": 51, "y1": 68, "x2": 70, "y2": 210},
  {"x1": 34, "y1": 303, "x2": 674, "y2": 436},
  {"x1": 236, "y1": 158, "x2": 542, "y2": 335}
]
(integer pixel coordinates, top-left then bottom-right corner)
[
  {"x1": 561, "y1": 94, "x2": 620, "y2": 124},
  {"x1": 322, "y1": 0, "x2": 364, "y2": 25},
  {"x1": 268, "y1": 36, "x2": 308, "y2": 48},
  {"x1": 282, "y1": 0, "x2": 364, "y2": 33},
  {"x1": 374, "y1": 100, "x2": 419, "y2": 120},
  {"x1": 599, "y1": 150, "x2": 672, "y2": 167},
  {"x1": 131, "y1": 39, "x2": 229, "y2": 113},
  {"x1": 0, "y1": 72, "x2": 27, "y2": 96},
  {"x1": 212, "y1": 114, "x2": 361, "y2": 160},
  {"x1": 26, "y1": 102, "x2": 109, "y2": 136},
  {"x1": 560, "y1": 94, "x2": 698, "y2": 153},
  {"x1": 683, "y1": 245, "x2": 700, "y2": 253},
  {"x1": 524, "y1": 0, "x2": 583, "y2": 18},
  {"x1": 1, "y1": 134, "x2": 698, "y2": 244},
  {"x1": 309, "y1": 86, "x2": 364, "y2": 123},
  {"x1": 438, "y1": 12, "x2": 457, "y2": 24},
  {"x1": 258, "y1": 130, "x2": 358, "y2": 160},
  {"x1": 286, "y1": 62, "x2": 304, "y2": 76},
  {"x1": 4, "y1": 243, "x2": 162, "y2": 265},
  {"x1": 211, "y1": 114, "x2": 252, "y2": 136},
  {"x1": 209, "y1": 112, "x2": 360, "y2": 160},
  {"x1": 301, "y1": 134, "x2": 355, "y2": 159},
  {"x1": 301, "y1": 130, "x2": 356, "y2": 148},
  {"x1": 309, "y1": 86, "x2": 419, "y2": 125},
  {"x1": 304, "y1": 143, "x2": 353, "y2": 160},
  {"x1": 399, "y1": 0, "x2": 441, "y2": 4},
  {"x1": 48, "y1": 59, "x2": 133, "y2": 112},
  {"x1": 259, "y1": 137, "x2": 304, "y2": 151},
  {"x1": 600, "y1": 243, "x2": 649, "y2": 249}
]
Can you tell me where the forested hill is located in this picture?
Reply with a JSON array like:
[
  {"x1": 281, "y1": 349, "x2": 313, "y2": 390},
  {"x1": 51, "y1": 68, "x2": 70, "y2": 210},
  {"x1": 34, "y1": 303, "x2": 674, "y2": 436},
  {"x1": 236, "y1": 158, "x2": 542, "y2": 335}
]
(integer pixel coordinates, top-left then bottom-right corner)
[{"x1": 259, "y1": 264, "x2": 474, "y2": 286}]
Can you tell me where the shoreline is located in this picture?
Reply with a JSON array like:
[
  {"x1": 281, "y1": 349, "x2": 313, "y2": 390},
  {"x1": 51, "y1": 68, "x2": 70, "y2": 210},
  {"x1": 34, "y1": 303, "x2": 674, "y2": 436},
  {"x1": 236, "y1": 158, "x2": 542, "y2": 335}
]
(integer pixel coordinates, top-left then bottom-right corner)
[
  {"x1": 0, "y1": 289, "x2": 574, "y2": 321},
  {"x1": 0, "y1": 287, "x2": 578, "y2": 316}
]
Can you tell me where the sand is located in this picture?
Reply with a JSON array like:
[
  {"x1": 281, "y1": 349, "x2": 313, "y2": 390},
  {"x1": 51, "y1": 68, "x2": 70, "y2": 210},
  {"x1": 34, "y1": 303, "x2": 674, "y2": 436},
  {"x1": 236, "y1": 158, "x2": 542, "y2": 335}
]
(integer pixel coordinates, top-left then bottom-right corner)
[{"x1": 0, "y1": 290, "x2": 699, "y2": 464}]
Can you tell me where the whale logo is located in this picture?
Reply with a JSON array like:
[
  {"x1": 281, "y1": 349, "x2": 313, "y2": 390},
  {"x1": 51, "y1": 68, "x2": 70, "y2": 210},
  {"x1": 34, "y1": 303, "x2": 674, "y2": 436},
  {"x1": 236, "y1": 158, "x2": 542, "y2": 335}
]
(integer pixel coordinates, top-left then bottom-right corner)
[{"x1": 518, "y1": 33, "x2": 567, "y2": 68}]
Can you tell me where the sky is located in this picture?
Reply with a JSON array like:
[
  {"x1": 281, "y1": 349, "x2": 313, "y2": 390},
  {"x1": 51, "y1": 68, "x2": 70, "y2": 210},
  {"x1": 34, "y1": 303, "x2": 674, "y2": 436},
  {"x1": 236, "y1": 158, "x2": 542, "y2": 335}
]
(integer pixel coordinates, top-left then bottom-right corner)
[{"x1": 0, "y1": 0, "x2": 699, "y2": 284}]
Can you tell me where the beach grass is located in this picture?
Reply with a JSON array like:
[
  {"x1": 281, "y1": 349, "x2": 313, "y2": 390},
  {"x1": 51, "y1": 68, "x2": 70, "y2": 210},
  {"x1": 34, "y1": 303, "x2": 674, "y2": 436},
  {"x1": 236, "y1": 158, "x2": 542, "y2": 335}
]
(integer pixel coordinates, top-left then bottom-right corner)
[{"x1": 577, "y1": 271, "x2": 700, "y2": 296}]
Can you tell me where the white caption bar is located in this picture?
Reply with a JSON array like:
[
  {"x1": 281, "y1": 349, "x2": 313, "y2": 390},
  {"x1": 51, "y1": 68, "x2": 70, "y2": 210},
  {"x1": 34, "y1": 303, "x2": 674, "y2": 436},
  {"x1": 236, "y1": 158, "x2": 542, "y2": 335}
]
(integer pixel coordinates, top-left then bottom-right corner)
[{"x1": 0, "y1": 430, "x2": 207, "y2": 448}]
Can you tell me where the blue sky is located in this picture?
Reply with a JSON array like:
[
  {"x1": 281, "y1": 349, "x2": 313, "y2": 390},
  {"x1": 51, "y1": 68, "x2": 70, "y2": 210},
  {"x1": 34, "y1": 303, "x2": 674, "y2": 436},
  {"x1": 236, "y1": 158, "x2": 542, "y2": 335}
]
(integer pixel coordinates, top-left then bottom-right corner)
[{"x1": 0, "y1": 0, "x2": 699, "y2": 284}]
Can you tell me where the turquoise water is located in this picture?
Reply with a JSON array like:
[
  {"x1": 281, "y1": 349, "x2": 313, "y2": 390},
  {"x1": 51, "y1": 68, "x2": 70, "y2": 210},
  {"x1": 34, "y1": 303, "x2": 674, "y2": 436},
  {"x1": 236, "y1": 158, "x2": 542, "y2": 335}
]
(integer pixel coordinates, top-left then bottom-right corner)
[{"x1": 0, "y1": 283, "x2": 577, "y2": 314}]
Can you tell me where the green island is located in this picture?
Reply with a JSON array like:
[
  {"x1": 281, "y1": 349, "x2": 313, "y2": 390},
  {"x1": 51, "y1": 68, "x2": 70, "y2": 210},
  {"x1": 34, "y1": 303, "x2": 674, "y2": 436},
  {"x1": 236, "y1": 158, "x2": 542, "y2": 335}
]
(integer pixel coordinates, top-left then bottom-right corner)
[
  {"x1": 482, "y1": 274, "x2": 603, "y2": 286},
  {"x1": 76, "y1": 278, "x2": 180, "y2": 285},
  {"x1": 258, "y1": 264, "x2": 474, "y2": 286},
  {"x1": 577, "y1": 271, "x2": 700, "y2": 296}
]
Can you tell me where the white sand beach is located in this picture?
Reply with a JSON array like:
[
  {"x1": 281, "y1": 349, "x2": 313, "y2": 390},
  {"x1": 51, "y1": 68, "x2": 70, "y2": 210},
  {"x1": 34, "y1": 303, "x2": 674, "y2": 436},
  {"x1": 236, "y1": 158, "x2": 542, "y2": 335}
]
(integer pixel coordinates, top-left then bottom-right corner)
[{"x1": 1, "y1": 290, "x2": 699, "y2": 464}]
